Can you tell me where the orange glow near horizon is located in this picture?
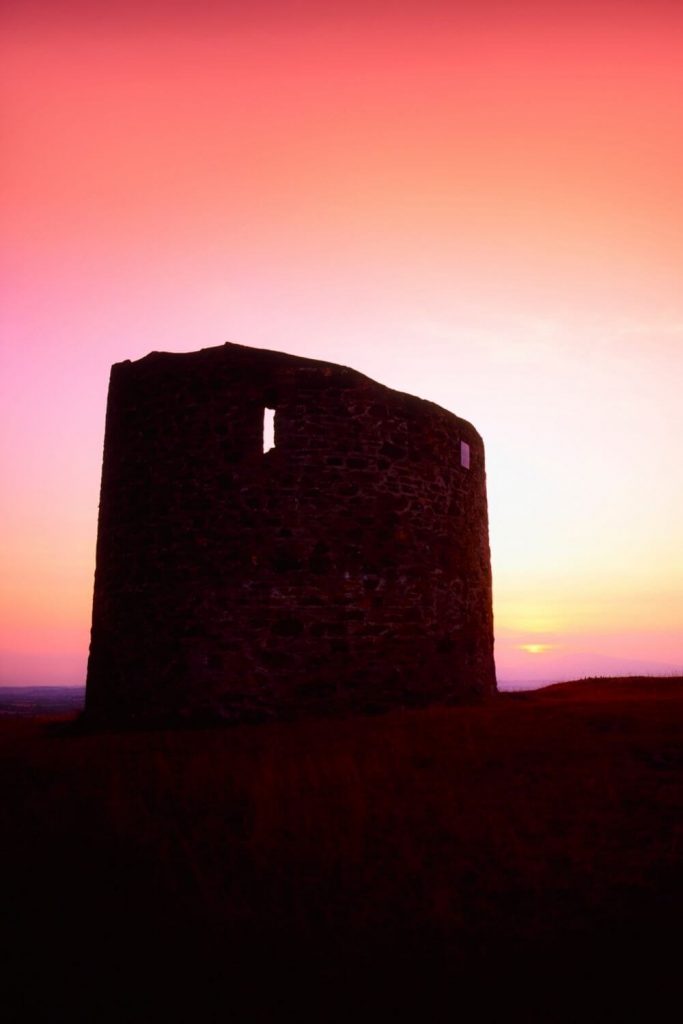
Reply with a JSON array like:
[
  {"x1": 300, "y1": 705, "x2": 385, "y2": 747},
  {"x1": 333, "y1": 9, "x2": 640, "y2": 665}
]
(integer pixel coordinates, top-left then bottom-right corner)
[
  {"x1": 1, "y1": 1, "x2": 682, "y2": 687},
  {"x1": 519, "y1": 645, "x2": 555, "y2": 656}
]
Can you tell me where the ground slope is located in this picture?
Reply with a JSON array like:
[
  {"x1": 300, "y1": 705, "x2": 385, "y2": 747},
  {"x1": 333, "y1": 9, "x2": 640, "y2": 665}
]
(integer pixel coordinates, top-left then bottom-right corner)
[{"x1": 2, "y1": 677, "x2": 682, "y2": 1021}]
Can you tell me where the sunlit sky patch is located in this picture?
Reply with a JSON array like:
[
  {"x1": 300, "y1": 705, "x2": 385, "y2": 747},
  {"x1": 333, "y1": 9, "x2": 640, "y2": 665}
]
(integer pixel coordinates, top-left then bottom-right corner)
[{"x1": 1, "y1": 0, "x2": 681, "y2": 686}]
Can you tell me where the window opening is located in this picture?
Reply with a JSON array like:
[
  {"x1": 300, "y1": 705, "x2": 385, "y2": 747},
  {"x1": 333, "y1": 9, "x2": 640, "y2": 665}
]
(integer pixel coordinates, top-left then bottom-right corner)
[
  {"x1": 460, "y1": 441, "x2": 470, "y2": 469},
  {"x1": 263, "y1": 408, "x2": 276, "y2": 453}
]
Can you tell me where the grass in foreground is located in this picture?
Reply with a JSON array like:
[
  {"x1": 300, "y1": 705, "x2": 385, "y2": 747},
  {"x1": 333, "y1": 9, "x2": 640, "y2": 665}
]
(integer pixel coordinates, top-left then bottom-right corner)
[{"x1": 2, "y1": 677, "x2": 682, "y2": 1022}]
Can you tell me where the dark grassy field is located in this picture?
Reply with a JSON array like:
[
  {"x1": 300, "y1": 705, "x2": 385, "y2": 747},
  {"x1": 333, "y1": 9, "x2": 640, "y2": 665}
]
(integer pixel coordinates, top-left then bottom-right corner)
[{"x1": 2, "y1": 677, "x2": 682, "y2": 1022}]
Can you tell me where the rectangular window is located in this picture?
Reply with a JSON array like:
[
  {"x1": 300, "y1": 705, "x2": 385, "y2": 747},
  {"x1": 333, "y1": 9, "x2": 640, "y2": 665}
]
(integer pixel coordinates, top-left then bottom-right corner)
[
  {"x1": 263, "y1": 408, "x2": 276, "y2": 453},
  {"x1": 460, "y1": 440, "x2": 470, "y2": 469}
]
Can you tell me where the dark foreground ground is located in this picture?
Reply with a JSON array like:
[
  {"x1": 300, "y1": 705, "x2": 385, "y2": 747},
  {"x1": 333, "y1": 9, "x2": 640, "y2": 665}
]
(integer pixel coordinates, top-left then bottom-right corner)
[{"x1": 2, "y1": 677, "x2": 682, "y2": 1022}]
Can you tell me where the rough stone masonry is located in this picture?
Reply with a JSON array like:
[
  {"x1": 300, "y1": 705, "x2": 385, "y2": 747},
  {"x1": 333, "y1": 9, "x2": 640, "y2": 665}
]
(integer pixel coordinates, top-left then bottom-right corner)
[{"x1": 85, "y1": 342, "x2": 496, "y2": 723}]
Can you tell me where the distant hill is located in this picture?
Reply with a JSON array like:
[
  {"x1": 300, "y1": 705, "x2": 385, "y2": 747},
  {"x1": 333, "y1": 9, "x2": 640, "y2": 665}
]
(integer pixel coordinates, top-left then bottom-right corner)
[{"x1": 498, "y1": 651, "x2": 682, "y2": 688}]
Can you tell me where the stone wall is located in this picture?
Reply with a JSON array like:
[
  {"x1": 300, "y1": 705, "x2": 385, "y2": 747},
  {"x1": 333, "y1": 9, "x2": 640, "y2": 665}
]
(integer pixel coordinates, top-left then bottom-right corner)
[{"x1": 85, "y1": 342, "x2": 496, "y2": 723}]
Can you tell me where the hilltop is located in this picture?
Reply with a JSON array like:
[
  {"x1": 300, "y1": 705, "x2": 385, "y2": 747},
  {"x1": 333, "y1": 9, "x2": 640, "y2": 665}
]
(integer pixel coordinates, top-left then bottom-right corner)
[{"x1": 2, "y1": 677, "x2": 682, "y2": 1022}]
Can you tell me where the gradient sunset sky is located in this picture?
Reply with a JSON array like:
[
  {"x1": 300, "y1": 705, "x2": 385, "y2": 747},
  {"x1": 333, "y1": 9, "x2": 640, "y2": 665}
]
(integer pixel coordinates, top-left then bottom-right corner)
[{"x1": 2, "y1": 0, "x2": 682, "y2": 687}]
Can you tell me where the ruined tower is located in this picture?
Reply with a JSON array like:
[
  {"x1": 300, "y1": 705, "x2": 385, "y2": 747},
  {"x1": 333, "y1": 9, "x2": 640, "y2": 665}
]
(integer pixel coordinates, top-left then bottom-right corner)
[{"x1": 85, "y1": 342, "x2": 496, "y2": 723}]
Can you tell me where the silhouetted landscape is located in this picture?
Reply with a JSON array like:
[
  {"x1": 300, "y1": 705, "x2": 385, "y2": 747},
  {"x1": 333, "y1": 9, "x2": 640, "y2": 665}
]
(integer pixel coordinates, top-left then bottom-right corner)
[
  {"x1": 4, "y1": 5, "x2": 682, "y2": 1021},
  {"x1": 0, "y1": 686, "x2": 85, "y2": 717},
  {"x1": 3, "y1": 676, "x2": 682, "y2": 1021}
]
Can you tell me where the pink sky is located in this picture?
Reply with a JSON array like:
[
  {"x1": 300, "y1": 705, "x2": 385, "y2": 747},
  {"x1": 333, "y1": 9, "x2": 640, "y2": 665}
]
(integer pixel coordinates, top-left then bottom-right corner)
[{"x1": 2, "y1": 0, "x2": 682, "y2": 687}]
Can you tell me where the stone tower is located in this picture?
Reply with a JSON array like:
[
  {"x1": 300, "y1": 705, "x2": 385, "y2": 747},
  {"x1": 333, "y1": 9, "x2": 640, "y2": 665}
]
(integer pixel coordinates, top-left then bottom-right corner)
[{"x1": 85, "y1": 342, "x2": 496, "y2": 723}]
